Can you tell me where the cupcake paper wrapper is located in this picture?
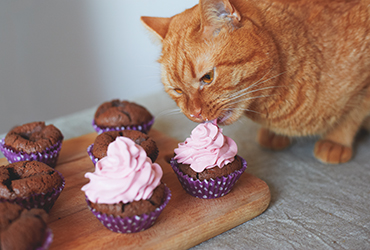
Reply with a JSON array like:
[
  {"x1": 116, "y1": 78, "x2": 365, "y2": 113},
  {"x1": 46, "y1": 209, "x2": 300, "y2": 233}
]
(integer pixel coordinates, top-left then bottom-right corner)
[
  {"x1": 92, "y1": 117, "x2": 155, "y2": 135},
  {"x1": 37, "y1": 228, "x2": 53, "y2": 250},
  {"x1": 87, "y1": 143, "x2": 99, "y2": 165},
  {"x1": 0, "y1": 170, "x2": 65, "y2": 212},
  {"x1": 170, "y1": 155, "x2": 247, "y2": 199},
  {"x1": 0, "y1": 138, "x2": 63, "y2": 168},
  {"x1": 86, "y1": 185, "x2": 171, "y2": 233}
]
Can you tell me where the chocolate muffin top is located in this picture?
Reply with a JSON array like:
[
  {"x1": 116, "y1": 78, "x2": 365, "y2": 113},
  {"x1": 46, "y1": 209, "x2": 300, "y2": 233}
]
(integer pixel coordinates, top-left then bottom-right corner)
[
  {"x1": 4, "y1": 121, "x2": 63, "y2": 154},
  {"x1": 177, "y1": 156, "x2": 242, "y2": 181},
  {"x1": 92, "y1": 130, "x2": 159, "y2": 163},
  {"x1": 94, "y1": 99, "x2": 153, "y2": 128},
  {"x1": 0, "y1": 202, "x2": 48, "y2": 250},
  {"x1": 89, "y1": 183, "x2": 165, "y2": 218},
  {"x1": 0, "y1": 161, "x2": 64, "y2": 200}
]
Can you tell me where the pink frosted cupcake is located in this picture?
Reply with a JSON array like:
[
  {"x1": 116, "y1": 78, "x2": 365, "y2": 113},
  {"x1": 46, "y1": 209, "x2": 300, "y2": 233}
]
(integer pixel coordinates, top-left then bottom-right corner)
[
  {"x1": 82, "y1": 137, "x2": 170, "y2": 233},
  {"x1": 0, "y1": 121, "x2": 63, "y2": 168},
  {"x1": 87, "y1": 130, "x2": 158, "y2": 166},
  {"x1": 170, "y1": 122, "x2": 247, "y2": 199}
]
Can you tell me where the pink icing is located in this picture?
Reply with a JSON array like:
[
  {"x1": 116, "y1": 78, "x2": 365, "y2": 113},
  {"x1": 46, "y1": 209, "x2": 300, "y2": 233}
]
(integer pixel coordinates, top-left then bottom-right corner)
[
  {"x1": 174, "y1": 122, "x2": 238, "y2": 172},
  {"x1": 81, "y1": 136, "x2": 162, "y2": 204}
]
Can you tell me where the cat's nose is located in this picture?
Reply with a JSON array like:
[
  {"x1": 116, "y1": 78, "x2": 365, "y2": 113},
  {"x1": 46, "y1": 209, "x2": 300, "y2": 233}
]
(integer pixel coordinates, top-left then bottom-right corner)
[
  {"x1": 190, "y1": 112, "x2": 210, "y2": 122},
  {"x1": 190, "y1": 109, "x2": 204, "y2": 121},
  {"x1": 190, "y1": 112, "x2": 202, "y2": 119},
  {"x1": 189, "y1": 102, "x2": 208, "y2": 122}
]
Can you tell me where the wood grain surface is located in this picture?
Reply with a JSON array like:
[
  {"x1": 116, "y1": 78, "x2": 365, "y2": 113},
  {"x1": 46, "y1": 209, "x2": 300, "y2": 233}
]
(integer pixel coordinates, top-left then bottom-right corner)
[{"x1": 0, "y1": 129, "x2": 271, "y2": 250}]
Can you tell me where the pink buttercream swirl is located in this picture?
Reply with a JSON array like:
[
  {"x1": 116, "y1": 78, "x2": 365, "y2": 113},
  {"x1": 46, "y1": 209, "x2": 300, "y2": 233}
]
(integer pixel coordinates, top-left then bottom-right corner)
[
  {"x1": 174, "y1": 122, "x2": 238, "y2": 172},
  {"x1": 82, "y1": 136, "x2": 162, "y2": 204}
]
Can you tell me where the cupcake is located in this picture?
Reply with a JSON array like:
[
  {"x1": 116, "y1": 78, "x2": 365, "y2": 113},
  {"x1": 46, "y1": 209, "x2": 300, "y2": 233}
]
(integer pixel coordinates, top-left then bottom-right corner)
[
  {"x1": 0, "y1": 161, "x2": 65, "y2": 212},
  {"x1": 87, "y1": 130, "x2": 158, "y2": 165},
  {"x1": 0, "y1": 202, "x2": 53, "y2": 250},
  {"x1": 170, "y1": 122, "x2": 247, "y2": 199},
  {"x1": 0, "y1": 121, "x2": 64, "y2": 168},
  {"x1": 93, "y1": 99, "x2": 154, "y2": 134},
  {"x1": 82, "y1": 136, "x2": 170, "y2": 233}
]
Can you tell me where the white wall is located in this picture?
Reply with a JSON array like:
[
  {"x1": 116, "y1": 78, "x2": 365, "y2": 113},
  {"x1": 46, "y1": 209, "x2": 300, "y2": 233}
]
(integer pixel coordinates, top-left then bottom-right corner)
[{"x1": 0, "y1": 0, "x2": 198, "y2": 135}]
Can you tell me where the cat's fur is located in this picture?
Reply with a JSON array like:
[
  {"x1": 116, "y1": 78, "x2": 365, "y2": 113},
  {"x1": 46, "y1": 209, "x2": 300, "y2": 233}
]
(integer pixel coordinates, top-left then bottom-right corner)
[{"x1": 141, "y1": 0, "x2": 370, "y2": 164}]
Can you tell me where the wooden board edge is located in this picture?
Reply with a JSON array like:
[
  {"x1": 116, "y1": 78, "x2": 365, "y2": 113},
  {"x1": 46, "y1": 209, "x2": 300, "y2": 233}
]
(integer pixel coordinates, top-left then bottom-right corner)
[{"x1": 141, "y1": 177, "x2": 271, "y2": 250}]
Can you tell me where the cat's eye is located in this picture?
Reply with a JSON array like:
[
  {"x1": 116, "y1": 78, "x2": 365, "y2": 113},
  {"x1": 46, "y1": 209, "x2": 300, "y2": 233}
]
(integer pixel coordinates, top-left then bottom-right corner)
[
  {"x1": 201, "y1": 69, "x2": 214, "y2": 85},
  {"x1": 174, "y1": 88, "x2": 183, "y2": 94}
]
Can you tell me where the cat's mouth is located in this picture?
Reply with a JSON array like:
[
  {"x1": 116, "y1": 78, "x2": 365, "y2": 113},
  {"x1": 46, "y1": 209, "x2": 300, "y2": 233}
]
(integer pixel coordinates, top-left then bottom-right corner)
[{"x1": 217, "y1": 110, "x2": 233, "y2": 125}]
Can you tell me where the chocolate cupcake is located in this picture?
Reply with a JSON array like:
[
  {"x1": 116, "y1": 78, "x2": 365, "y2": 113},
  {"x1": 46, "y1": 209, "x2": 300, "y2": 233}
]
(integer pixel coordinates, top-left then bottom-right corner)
[
  {"x1": 0, "y1": 161, "x2": 65, "y2": 212},
  {"x1": 87, "y1": 130, "x2": 159, "y2": 165},
  {"x1": 177, "y1": 155, "x2": 243, "y2": 181},
  {"x1": 170, "y1": 122, "x2": 247, "y2": 199},
  {"x1": 0, "y1": 121, "x2": 64, "y2": 168},
  {"x1": 0, "y1": 202, "x2": 53, "y2": 250},
  {"x1": 88, "y1": 183, "x2": 166, "y2": 218},
  {"x1": 93, "y1": 99, "x2": 154, "y2": 134},
  {"x1": 82, "y1": 136, "x2": 170, "y2": 233}
]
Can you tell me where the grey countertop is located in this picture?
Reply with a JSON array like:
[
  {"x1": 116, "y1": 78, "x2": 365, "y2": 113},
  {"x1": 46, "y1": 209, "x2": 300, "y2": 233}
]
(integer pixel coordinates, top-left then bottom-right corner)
[{"x1": 1, "y1": 92, "x2": 369, "y2": 249}]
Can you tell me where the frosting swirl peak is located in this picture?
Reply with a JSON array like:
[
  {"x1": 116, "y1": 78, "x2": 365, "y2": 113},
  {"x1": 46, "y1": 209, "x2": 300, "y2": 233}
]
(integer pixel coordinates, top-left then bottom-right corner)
[
  {"x1": 174, "y1": 122, "x2": 237, "y2": 172},
  {"x1": 82, "y1": 136, "x2": 162, "y2": 204}
]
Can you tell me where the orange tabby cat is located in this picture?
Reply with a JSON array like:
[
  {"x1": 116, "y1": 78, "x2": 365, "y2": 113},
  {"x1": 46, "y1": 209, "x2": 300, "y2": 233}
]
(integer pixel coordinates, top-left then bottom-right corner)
[{"x1": 141, "y1": 0, "x2": 370, "y2": 164}]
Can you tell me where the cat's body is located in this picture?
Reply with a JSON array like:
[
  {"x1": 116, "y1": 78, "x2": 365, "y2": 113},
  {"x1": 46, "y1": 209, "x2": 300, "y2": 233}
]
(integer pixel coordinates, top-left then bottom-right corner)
[{"x1": 141, "y1": 0, "x2": 370, "y2": 164}]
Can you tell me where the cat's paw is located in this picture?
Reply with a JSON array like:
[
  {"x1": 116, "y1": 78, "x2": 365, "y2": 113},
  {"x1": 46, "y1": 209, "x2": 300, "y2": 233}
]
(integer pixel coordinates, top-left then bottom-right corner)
[
  {"x1": 314, "y1": 140, "x2": 353, "y2": 164},
  {"x1": 257, "y1": 128, "x2": 291, "y2": 150}
]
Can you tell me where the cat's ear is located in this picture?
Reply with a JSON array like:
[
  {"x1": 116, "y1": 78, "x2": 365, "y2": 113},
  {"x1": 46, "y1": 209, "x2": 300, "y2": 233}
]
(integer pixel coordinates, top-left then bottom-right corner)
[
  {"x1": 199, "y1": 0, "x2": 241, "y2": 37},
  {"x1": 140, "y1": 16, "x2": 172, "y2": 41}
]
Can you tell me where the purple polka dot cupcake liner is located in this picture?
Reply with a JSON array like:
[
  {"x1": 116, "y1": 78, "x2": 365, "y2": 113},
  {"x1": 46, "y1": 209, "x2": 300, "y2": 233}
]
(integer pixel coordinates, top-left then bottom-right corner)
[
  {"x1": 87, "y1": 143, "x2": 98, "y2": 165},
  {"x1": 0, "y1": 138, "x2": 63, "y2": 168},
  {"x1": 170, "y1": 155, "x2": 247, "y2": 199},
  {"x1": 0, "y1": 170, "x2": 65, "y2": 213},
  {"x1": 37, "y1": 228, "x2": 53, "y2": 250},
  {"x1": 86, "y1": 185, "x2": 171, "y2": 233},
  {"x1": 92, "y1": 117, "x2": 155, "y2": 135}
]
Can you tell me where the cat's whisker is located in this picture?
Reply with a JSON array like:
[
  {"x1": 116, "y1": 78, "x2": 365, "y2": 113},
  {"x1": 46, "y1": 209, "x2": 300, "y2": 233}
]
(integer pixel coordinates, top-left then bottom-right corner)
[
  {"x1": 218, "y1": 72, "x2": 282, "y2": 102},
  {"x1": 249, "y1": 70, "x2": 286, "y2": 91},
  {"x1": 218, "y1": 93, "x2": 277, "y2": 118},
  {"x1": 227, "y1": 85, "x2": 285, "y2": 102},
  {"x1": 231, "y1": 108, "x2": 262, "y2": 114},
  {"x1": 218, "y1": 85, "x2": 281, "y2": 106},
  {"x1": 216, "y1": 61, "x2": 277, "y2": 100},
  {"x1": 244, "y1": 94, "x2": 277, "y2": 101},
  {"x1": 155, "y1": 108, "x2": 182, "y2": 118},
  {"x1": 244, "y1": 109, "x2": 262, "y2": 114},
  {"x1": 244, "y1": 67, "x2": 278, "y2": 91},
  {"x1": 247, "y1": 57, "x2": 285, "y2": 84},
  {"x1": 226, "y1": 94, "x2": 278, "y2": 107},
  {"x1": 236, "y1": 62, "x2": 282, "y2": 93},
  {"x1": 228, "y1": 71, "x2": 287, "y2": 101}
]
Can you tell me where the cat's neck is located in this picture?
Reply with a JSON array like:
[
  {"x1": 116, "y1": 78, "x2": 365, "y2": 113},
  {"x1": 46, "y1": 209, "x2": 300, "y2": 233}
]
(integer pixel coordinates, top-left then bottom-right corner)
[
  {"x1": 238, "y1": 0, "x2": 319, "y2": 120},
  {"x1": 244, "y1": 0, "x2": 370, "y2": 136}
]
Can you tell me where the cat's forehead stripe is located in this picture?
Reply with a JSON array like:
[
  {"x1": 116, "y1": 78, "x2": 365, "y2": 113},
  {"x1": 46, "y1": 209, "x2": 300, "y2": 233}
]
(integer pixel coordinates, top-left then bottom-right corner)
[
  {"x1": 183, "y1": 50, "x2": 197, "y2": 79},
  {"x1": 166, "y1": 44, "x2": 197, "y2": 83},
  {"x1": 171, "y1": 36, "x2": 182, "y2": 84},
  {"x1": 217, "y1": 51, "x2": 258, "y2": 67}
]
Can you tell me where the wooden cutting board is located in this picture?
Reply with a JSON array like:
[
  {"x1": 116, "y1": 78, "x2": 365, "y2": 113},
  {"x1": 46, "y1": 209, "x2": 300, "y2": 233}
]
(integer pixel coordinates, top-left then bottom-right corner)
[{"x1": 0, "y1": 129, "x2": 271, "y2": 250}]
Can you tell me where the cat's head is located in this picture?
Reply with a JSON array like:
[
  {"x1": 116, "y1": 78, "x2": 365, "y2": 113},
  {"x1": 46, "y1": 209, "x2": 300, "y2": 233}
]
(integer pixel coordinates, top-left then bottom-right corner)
[{"x1": 142, "y1": 0, "x2": 279, "y2": 125}]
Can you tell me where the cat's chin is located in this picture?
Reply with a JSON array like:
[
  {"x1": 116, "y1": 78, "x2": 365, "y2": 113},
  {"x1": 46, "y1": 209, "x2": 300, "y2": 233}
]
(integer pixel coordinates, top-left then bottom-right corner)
[
  {"x1": 184, "y1": 110, "x2": 238, "y2": 126},
  {"x1": 216, "y1": 110, "x2": 236, "y2": 126}
]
